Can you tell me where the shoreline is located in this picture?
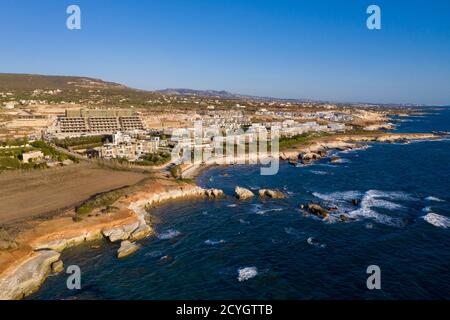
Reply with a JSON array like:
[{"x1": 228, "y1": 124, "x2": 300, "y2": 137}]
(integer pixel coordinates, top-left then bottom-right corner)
[{"x1": 0, "y1": 131, "x2": 444, "y2": 300}]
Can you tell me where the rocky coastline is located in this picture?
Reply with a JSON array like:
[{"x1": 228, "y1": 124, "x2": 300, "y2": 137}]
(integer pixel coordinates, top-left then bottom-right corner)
[
  {"x1": 0, "y1": 132, "x2": 442, "y2": 300},
  {"x1": 0, "y1": 181, "x2": 224, "y2": 300}
]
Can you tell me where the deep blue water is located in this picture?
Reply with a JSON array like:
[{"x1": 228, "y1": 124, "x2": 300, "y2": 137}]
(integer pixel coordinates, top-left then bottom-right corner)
[{"x1": 31, "y1": 108, "x2": 450, "y2": 300}]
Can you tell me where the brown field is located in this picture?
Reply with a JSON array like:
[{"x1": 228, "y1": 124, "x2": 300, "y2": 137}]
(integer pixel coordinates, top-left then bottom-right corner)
[{"x1": 0, "y1": 163, "x2": 146, "y2": 225}]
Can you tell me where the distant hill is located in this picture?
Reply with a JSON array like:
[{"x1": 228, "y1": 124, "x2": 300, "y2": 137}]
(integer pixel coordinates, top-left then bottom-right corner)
[
  {"x1": 156, "y1": 88, "x2": 317, "y2": 103},
  {"x1": 156, "y1": 88, "x2": 240, "y2": 99},
  {"x1": 0, "y1": 73, "x2": 127, "y2": 91}
]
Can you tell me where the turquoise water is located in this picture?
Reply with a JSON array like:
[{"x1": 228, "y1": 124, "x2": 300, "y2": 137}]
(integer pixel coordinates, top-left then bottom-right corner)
[{"x1": 31, "y1": 108, "x2": 450, "y2": 300}]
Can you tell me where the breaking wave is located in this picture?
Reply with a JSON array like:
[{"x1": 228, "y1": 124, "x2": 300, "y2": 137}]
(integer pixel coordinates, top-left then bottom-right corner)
[
  {"x1": 425, "y1": 196, "x2": 445, "y2": 202},
  {"x1": 423, "y1": 213, "x2": 450, "y2": 229},
  {"x1": 237, "y1": 267, "x2": 258, "y2": 282},
  {"x1": 205, "y1": 239, "x2": 226, "y2": 245},
  {"x1": 313, "y1": 190, "x2": 414, "y2": 227},
  {"x1": 306, "y1": 237, "x2": 326, "y2": 248},
  {"x1": 157, "y1": 229, "x2": 181, "y2": 240},
  {"x1": 310, "y1": 170, "x2": 331, "y2": 175}
]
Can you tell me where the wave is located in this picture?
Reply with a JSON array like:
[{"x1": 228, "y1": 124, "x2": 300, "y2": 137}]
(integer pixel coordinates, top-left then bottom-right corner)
[
  {"x1": 237, "y1": 267, "x2": 258, "y2": 282},
  {"x1": 425, "y1": 196, "x2": 445, "y2": 202},
  {"x1": 331, "y1": 158, "x2": 351, "y2": 164},
  {"x1": 422, "y1": 206, "x2": 432, "y2": 213},
  {"x1": 205, "y1": 239, "x2": 225, "y2": 246},
  {"x1": 423, "y1": 213, "x2": 450, "y2": 229},
  {"x1": 313, "y1": 190, "x2": 362, "y2": 202},
  {"x1": 227, "y1": 204, "x2": 237, "y2": 208},
  {"x1": 157, "y1": 229, "x2": 181, "y2": 240},
  {"x1": 251, "y1": 204, "x2": 284, "y2": 215},
  {"x1": 310, "y1": 170, "x2": 331, "y2": 175},
  {"x1": 348, "y1": 190, "x2": 408, "y2": 226},
  {"x1": 239, "y1": 219, "x2": 250, "y2": 225},
  {"x1": 145, "y1": 250, "x2": 165, "y2": 258},
  {"x1": 306, "y1": 237, "x2": 326, "y2": 248},
  {"x1": 338, "y1": 145, "x2": 371, "y2": 154},
  {"x1": 313, "y1": 190, "x2": 413, "y2": 227}
]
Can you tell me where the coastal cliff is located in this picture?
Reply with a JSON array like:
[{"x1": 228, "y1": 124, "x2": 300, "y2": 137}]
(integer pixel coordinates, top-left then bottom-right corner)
[{"x1": 0, "y1": 180, "x2": 223, "y2": 300}]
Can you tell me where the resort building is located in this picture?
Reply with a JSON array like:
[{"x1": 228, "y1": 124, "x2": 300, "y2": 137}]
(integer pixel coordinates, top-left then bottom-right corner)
[{"x1": 49, "y1": 109, "x2": 146, "y2": 137}]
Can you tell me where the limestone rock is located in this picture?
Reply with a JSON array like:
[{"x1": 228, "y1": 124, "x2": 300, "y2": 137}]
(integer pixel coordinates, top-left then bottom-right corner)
[
  {"x1": 129, "y1": 223, "x2": 152, "y2": 242},
  {"x1": 307, "y1": 203, "x2": 330, "y2": 219},
  {"x1": 0, "y1": 250, "x2": 60, "y2": 300},
  {"x1": 205, "y1": 188, "x2": 224, "y2": 198},
  {"x1": 51, "y1": 260, "x2": 64, "y2": 273},
  {"x1": 235, "y1": 187, "x2": 255, "y2": 200},
  {"x1": 117, "y1": 240, "x2": 139, "y2": 259},
  {"x1": 259, "y1": 189, "x2": 285, "y2": 199},
  {"x1": 102, "y1": 221, "x2": 140, "y2": 242}
]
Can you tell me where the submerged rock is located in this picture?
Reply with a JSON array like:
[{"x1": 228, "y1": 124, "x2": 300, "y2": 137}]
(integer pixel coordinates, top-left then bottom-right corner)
[
  {"x1": 330, "y1": 156, "x2": 341, "y2": 163},
  {"x1": 117, "y1": 240, "x2": 139, "y2": 259},
  {"x1": 235, "y1": 187, "x2": 255, "y2": 200},
  {"x1": 259, "y1": 189, "x2": 285, "y2": 199},
  {"x1": 352, "y1": 199, "x2": 360, "y2": 206}
]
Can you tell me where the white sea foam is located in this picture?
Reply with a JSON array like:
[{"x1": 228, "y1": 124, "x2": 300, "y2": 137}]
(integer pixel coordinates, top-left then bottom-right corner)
[
  {"x1": 331, "y1": 158, "x2": 351, "y2": 164},
  {"x1": 145, "y1": 250, "x2": 164, "y2": 258},
  {"x1": 423, "y1": 213, "x2": 450, "y2": 229},
  {"x1": 306, "y1": 237, "x2": 326, "y2": 248},
  {"x1": 205, "y1": 239, "x2": 225, "y2": 245},
  {"x1": 252, "y1": 205, "x2": 284, "y2": 215},
  {"x1": 227, "y1": 204, "x2": 237, "y2": 208},
  {"x1": 313, "y1": 190, "x2": 412, "y2": 227},
  {"x1": 237, "y1": 267, "x2": 258, "y2": 282},
  {"x1": 422, "y1": 206, "x2": 432, "y2": 213},
  {"x1": 157, "y1": 229, "x2": 181, "y2": 240},
  {"x1": 425, "y1": 196, "x2": 445, "y2": 202},
  {"x1": 310, "y1": 170, "x2": 330, "y2": 175},
  {"x1": 313, "y1": 190, "x2": 362, "y2": 202},
  {"x1": 239, "y1": 219, "x2": 250, "y2": 225},
  {"x1": 347, "y1": 190, "x2": 408, "y2": 226}
]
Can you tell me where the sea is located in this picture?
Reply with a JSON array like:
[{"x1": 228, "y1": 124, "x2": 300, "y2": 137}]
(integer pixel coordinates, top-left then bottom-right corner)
[{"x1": 31, "y1": 107, "x2": 450, "y2": 300}]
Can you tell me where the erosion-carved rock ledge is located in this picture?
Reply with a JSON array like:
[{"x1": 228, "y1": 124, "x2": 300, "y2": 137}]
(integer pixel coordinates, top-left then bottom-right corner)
[{"x1": 0, "y1": 181, "x2": 224, "y2": 300}]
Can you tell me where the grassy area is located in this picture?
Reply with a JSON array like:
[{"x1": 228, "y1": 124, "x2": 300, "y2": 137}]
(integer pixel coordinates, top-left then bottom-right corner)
[
  {"x1": 138, "y1": 151, "x2": 171, "y2": 166},
  {"x1": 74, "y1": 176, "x2": 153, "y2": 219}
]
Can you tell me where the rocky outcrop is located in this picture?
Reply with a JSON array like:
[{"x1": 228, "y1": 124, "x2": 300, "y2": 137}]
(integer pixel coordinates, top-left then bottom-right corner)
[
  {"x1": 259, "y1": 189, "x2": 285, "y2": 199},
  {"x1": 307, "y1": 203, "x2": 330, "y2": 219},
  {"x1": 0, "y1": 250, "x2": 60, "y2": 300},
  {"x1": 102, "y1": 221, "x2": 140, "y2": 243},
  {"x1": 235, "y1": 187, "x2": 255, "y2": 200},
  {"x1": 300, "y1": 152, "x2": 321, "y2": 164},
  {"x1": 129, "y1": 224, "x2": 152, "y2": 242},
  {"x1": 117, "y1": 240, "x2": 139, "y2": 259},
  {"x1": 204, "y1": 188, "x2": 225, "y2": 198},
  {"x1": 51, "y1": 260, "x2": 64, "y2": 273}
]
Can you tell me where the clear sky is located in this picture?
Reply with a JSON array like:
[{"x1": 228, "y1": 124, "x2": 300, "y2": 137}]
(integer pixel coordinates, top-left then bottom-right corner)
[{"x1": 1, "y1": 0, "x2": 449, "y2": 104}]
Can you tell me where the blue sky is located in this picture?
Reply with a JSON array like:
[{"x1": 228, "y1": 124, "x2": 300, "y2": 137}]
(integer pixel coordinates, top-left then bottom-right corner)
[{"x1": 1, "y1": 0, "x2": 449, "y2": 104}]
